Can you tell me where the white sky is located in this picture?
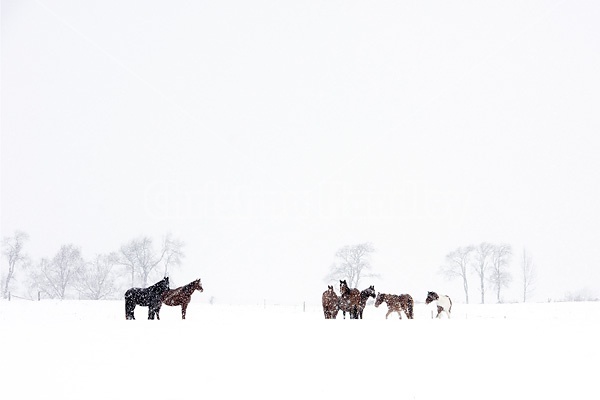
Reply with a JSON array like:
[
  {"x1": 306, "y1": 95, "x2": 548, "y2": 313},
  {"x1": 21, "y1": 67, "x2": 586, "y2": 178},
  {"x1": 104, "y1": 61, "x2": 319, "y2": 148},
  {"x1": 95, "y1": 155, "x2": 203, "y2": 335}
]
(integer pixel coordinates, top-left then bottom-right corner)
[{"x1": 2, "y1": 0, "x2": 599, "y2": 304}]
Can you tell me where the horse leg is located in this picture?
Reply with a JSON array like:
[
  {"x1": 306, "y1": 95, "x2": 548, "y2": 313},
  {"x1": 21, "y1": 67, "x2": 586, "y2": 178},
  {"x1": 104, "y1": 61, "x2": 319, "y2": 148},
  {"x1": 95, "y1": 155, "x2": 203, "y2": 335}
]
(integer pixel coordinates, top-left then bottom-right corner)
[
  {"x1": 385, "y1": 310, "x2": 391, "y2": 319},
  {"x1": 181, "y1": 302, "x2": 188, "y2": 319},
  {"x1": 125, "y1": 300, "x2": 135, "y2": 320},
  {"x1": 436, "y1": 305, "x2": 443, "y2": 319},
  {"x1": 155, "y1": 302, "x2": 162, "y2": 320}
]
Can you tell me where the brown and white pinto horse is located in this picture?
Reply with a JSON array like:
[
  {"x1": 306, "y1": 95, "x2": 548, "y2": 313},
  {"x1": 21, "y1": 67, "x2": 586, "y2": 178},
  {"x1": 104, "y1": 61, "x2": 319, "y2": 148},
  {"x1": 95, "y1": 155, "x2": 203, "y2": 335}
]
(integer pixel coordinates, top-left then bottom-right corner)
[
  {"x1": 322, "y1": 285, "x2": 340, "y2": 319},
  {"x1": 425, "y1": 291, "x2": 452, "y2": 319},
  {"x1": 161, "y1": 279, "x2": 204, "y2": 319},
  {"x1": 374, "y1": 292, "x2": 414, "y2": 319},
  {"x1": 358, "y1": 285, "x2": 376, "y2": 319},
  {"x1": 339, "y1": 280, "x2": 361, "y2": 319}
]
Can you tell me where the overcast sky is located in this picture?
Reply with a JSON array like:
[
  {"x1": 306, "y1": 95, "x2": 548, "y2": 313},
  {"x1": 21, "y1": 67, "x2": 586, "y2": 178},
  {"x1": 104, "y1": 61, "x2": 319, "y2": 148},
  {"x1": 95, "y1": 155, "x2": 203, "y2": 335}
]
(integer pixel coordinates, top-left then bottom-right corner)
[{"x1": 2, "y1": 0, "x2": 599, "y2": 304}]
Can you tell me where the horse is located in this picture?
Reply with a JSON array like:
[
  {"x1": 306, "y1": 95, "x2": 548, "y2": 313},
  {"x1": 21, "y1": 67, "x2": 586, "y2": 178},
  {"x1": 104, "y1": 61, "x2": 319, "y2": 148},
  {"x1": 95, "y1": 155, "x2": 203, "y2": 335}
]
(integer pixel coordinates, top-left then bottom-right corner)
[
  {"x1": 358, "y1": 285, "x2": 376, "y2": 319},
  {"x1": 374, "y1": 292, "x2": 414, "y2": 319},
  {"x1": 425, "y1": 291, "x2": 452, "y2": 319},
  {"x1": 339, "y1": 280, "x2": 361, "y2": 319},
  {"x1": 124, "y1": 277, "x2": 169, "y2": 320},
  {"x1": 161, "y1": 279, "x2": 204, "y2": 319},
  {"x1": 322, "y1": 285, "x2": 340, "y2": 319}
]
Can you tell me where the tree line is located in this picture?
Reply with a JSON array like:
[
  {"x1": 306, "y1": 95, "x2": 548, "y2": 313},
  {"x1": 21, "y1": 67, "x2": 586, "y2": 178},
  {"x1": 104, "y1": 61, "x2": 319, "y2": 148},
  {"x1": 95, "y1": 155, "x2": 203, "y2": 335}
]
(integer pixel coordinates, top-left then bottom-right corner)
[
  {"x1": 325, "y1": 242, "x2": 538, "y2": 304},
  {"x1": 1, "y1": 231, "x2": 184, "y2": 300},
  {"x1": 440, "y1": 243, "x2": 537, "y2": 303},
  {"x1": 2, "y1": 233, "x2": 540, "y2": 303}
]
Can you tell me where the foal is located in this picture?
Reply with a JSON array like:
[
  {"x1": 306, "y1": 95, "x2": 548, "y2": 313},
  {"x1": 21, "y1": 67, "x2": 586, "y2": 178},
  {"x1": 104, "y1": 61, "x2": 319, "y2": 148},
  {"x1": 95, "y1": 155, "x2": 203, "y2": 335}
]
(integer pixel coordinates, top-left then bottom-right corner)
[
  {"x1": 425, "y1": 291, "x2": 452, "y2": 319},
  {"x1": 161, "y1": 279, "x2": 204, "y2": 319},
  {"x1": 374, "y1": 292, "x2": 414, "y2": 319}
]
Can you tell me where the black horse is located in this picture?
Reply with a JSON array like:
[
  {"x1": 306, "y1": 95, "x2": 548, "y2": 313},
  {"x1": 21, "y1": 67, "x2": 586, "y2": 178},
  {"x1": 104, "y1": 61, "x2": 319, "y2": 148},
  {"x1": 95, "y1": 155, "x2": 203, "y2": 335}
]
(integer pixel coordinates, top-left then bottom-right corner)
[
  {"x1": 358, "y1": 285, "x2": 376, "y2": 319},
  {"x1": 124, "y1": 277, "x2": 169, "y2": 320}
]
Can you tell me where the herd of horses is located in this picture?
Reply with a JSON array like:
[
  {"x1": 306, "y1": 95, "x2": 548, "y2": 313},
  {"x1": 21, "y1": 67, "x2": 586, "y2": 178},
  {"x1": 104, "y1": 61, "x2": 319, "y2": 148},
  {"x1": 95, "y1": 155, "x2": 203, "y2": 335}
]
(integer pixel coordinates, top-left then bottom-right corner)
[
  {"x1": 322, "y1": 280, "x2": 452, "y2": 319},
  {"x1": 124, "y1": 277, "x2": 203, "y2": 320},
  {"x1": 123, "y1": 276, "x2": 452, "y2": 321}
]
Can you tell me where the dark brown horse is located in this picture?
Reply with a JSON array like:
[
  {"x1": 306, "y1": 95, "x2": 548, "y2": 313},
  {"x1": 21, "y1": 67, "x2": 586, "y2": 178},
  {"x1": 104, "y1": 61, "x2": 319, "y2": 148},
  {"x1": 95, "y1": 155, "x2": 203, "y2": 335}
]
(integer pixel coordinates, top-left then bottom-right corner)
[
  {"x1": 339, "y1": 280, "x2": 361, "y2": 319},
  {"x1": 322, "y1": 285, "x2": 340, "y2": 319},
  {"x1": 374, "y1": 292, "x2": 414, "y2": 319},
  {"x1": 161, "y1": 279, "x2": 204, "y2": 319},
  {"x1": 358, "y1": 285, "x2": 376, "y2": 319}
]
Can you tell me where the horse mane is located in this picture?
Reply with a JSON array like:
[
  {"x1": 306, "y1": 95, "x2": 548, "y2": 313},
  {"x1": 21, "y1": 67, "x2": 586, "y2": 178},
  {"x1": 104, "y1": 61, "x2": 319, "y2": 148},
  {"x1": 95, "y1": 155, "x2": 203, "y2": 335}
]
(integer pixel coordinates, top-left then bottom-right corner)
[
  {"x1": 149, "y1": 277, "x2": 169, "y2": 291},
  {"x1": 181, "y1": 280, "x2": 197, "y2": 294}
]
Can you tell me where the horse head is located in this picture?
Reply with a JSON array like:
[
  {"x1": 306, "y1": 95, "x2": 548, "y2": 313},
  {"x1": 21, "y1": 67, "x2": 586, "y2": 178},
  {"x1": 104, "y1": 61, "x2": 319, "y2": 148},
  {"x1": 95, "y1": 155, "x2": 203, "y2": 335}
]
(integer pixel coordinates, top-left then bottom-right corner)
[
  {"x1": 159, "y1": 277, "x2": 169, "y2": 292},
  {"x1": 340, "y1": 280, "x2": 349, "y2": 295},
  {"x1": 375, "y1": 292, "x2": 385, "y2": 307},
  {"x1": 363, "y1": 285, "x2": 376, "y2": 299},
  {"x1": 425, "y1": 291, "x2": 439, "y2": 304},
  {"x1": 195, "y1": 279, "x2": 204, "y2": 292}
]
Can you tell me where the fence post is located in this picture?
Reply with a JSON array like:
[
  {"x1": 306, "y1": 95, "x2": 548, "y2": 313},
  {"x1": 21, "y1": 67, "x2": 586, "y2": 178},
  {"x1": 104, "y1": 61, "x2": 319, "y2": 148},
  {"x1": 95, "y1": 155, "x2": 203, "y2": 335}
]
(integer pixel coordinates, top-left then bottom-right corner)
[
  {"x1": 303, "y1": 301, "x2": 306, "y2": 312},
  {"x1": 8, "y1": 292, "x2": 10, "y2": 301},
  {"x1": 38, "y1": 291, "x2": 41, "y2": 301}
]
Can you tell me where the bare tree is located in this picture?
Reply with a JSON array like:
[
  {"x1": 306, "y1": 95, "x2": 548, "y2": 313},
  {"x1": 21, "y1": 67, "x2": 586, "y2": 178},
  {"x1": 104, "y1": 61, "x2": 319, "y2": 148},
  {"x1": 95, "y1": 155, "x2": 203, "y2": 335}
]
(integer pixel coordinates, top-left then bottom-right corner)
[
  {"x1": 160, "y1": 234, "x2": 185, "y2": 276},
  {"x1": 31, "y1": 245, "x2": 84, "y2": 299},
  {"x1": 326, "y1": 242, "x2": 378, "y2": 288},
  {"x1": 440, "y1": 245, "x2": 474, "y2": 303},
  {"x1": 521, "y1": 248, "x2": 536, "y2": 302},
  {"x1": 473, "y1": 242, "x2": 494, "y2": 304},
  {"x1": 119, "y1": 234, "x2": 184, "y2": 288},
  {"x1": 74, "y1": 252, "x2": 120, "y2": 300},
  {"x1": 489, "y1": 243, "x2": 512, "y2": 303},
  {"x1": 1, "y1": 231, "x2": 30, "y2": 298}
]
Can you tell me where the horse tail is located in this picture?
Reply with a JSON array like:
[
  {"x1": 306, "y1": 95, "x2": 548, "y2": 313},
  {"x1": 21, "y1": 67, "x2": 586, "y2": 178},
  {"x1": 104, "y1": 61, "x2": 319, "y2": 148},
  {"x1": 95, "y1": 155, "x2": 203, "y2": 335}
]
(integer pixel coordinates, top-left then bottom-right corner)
[
  {"x1": 408, "y1": 296, "x2": 414, "y2": 319},
  {"x1": 448, "y1": 296, "x2": 453, "y2": 314},
  {"x1": 124, "y1": 289, "x2": 135, "y2": 319},
  {"x1": 124, "y1": 295, "x2": 131, "y2": 319}
]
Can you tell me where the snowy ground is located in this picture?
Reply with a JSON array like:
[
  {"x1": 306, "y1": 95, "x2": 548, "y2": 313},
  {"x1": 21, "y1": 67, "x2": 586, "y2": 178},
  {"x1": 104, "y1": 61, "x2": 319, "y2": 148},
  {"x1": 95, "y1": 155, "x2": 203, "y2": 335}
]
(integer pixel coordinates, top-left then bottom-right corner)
[{"x1": 1, "y1": 299, "x2": 598, "y2": 400}]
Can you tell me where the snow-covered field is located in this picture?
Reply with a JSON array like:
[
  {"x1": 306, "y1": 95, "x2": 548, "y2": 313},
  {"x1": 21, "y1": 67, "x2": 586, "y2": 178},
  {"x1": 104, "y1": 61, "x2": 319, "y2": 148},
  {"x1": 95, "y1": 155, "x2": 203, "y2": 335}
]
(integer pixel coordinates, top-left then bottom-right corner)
[{"x1": 1, "y1": 299, "x2": 598, "y2": 399}]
